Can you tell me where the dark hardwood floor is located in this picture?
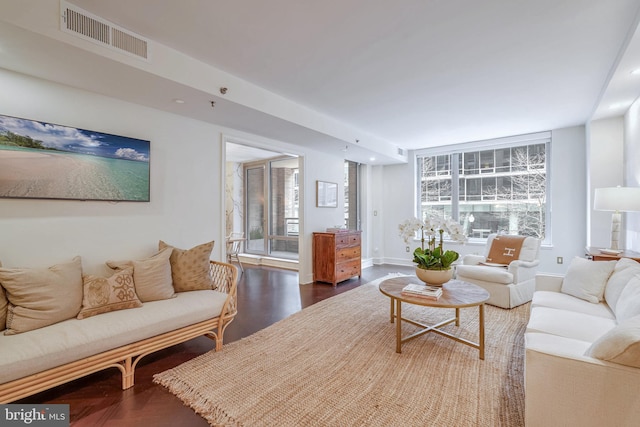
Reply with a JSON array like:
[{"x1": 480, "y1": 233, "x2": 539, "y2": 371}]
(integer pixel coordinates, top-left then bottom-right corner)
[{"x1": 17, "y1": 263, "x2": 414, "y2": 426}]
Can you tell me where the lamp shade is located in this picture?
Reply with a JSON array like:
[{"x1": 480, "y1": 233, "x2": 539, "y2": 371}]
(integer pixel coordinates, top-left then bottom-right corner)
[{"x1": 594, "y1": 187, "x2": 640, "y2": 212}]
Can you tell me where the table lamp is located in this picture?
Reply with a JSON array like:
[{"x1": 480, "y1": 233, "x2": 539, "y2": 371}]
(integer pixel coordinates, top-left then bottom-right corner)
[{"x1": 594, "y1": 186, "x2": 640, "y2": 250}]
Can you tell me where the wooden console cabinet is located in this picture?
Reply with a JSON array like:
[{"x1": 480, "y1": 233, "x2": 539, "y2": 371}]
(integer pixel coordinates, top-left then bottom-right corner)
[{"x1": 313, "y1": 231, "x2": 362, "y2": 286}]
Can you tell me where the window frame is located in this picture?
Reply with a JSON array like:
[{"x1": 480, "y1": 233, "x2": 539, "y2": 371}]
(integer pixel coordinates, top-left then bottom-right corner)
[{"x1": 414, "y1": 132, "x2": 552, "y2": 245}]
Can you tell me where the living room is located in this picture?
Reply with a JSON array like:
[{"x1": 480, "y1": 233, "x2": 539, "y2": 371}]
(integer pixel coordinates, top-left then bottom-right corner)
[{"x1": 1, "y1": 1, "x2": 640, "y2": 425}]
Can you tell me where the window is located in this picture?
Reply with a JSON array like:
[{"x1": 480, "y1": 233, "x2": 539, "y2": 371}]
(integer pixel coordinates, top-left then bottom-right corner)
[
  {"x1": 344, "y1": 160, "x2": 360, "y2": 229},
  {"x1": 416, "y1": 133, "x2": 550, "y2": 242}
]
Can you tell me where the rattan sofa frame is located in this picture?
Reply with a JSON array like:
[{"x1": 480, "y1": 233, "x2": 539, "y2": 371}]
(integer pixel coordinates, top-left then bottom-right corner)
[{"x1": 0, "y1": 260, "x2": 238, "y2": 403}]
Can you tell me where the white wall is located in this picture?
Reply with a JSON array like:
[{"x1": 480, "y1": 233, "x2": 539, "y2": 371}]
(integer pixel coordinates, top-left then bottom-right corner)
[
  {"x1": 624, "y1": 100, "x2": 640, "y2": 249},
  {"x1": 0, "y1": 69, "x2": 224, "y2": 275},
  {"x1": 373, "y1": 125, "x2": 588, "y2": 275},
  {"x1": 0, "y1": 69, "x2": 348, "y2": 283},
  {"x1": 588, "y1": 117, "x2": 625, "y2": 247}
]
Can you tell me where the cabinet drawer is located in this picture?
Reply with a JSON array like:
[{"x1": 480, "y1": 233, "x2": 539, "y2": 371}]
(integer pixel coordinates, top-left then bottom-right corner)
[
  {"x1": 336, "y1": 259, "x2": 361, "y2": 281},
  {"x1": 336, "y1": 233, "x2": 361, "y2": 248},
  {"x1": 336, "y1": 246, "x2": 361, "y2": 262}
]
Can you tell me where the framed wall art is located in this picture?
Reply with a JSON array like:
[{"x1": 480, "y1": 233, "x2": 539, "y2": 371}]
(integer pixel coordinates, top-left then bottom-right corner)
[
  {"x1": 0, "y1": 114, "x2": 150, "y2": 202},
  {"x1": 316, "y1": 180, "x2": 338, "y2": 208}
]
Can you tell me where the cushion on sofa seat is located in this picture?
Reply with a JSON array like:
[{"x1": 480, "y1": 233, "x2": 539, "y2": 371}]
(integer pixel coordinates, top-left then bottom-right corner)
[
  {"x1": 525, "y1": 331, "x2": 594, "y2": 360},
  {"x1": 586, "y1": 314, "x2": 640, "y2": 368},
  {"x1": 77, "y1": 267, "x2": 142, "y2": 319},
  {"x1": 605, "y1": 258, "x2": 640, "y2": 312},
  {"x1": 0, "y1": 289, "x2": 228, "y2": 384},
  {"x1": 107, "y1": 247, "x2": 176, "y2": 302},
  {"x1": 561, "y1": 257, "x2": 616, "y2": 303},
  {"x1": 455, "y1": 265, "x2": 514, "y2": 284},
  {"x1": 527, "y1": 306, "x2": 617, "y2": 342},
  {"x1": 531, "y1": 291, "x2": 615, "y2": 319},
  {"x1": 0, "y1": 257, "x2": 83, "y2": 335},
  {"x1": 159, "y1": 240, "x2": 215, "y2": 292},
  {"x1": 614, "y1": 274, "x2": 640, "y2": 323}
]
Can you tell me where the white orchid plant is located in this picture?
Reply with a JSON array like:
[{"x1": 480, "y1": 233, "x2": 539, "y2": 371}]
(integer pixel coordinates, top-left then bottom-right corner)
[{"x1": 398, "y1": 216, "x2": 467, "y2": 271}]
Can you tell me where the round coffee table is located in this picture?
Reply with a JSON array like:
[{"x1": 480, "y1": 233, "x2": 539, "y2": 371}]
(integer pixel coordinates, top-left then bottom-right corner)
[{"x1": 379, "y1": 276, "x2": 490, "y2": 359}]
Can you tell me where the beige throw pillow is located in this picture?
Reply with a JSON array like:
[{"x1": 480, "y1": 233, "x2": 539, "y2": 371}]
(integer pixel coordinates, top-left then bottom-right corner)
[
  {"x1": 561, "y1": 257, "x2": 616, "y2": 303},
  {"x1": 77, "y1": 267, "x2": 142, "y2": 319},
  {"x1": 159, "y1": 240, "x2": 215, "y2": 292},
  {"x1": 586, "y1": 314, "x2": 640, "y2": 368},
  {"x1": 0, "y1": 257, "x2": 83, "y2": 335},
  {"x1": 107, "y1": 247, "x2": 176, "y2": 302}
]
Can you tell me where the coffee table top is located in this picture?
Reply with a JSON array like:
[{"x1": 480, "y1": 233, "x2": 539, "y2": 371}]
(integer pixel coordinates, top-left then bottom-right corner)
[{"x1": 379, "y1": 276, "x2": 489, "y2": 308}]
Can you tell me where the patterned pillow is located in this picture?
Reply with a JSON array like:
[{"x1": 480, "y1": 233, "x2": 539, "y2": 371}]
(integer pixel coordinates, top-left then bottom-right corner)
[
  {"x1": 0, "y1": 257, "x2": 84, "y2": 335},
  {"x1": 107, "y1": 247, "x2": 176, "y2": 302},
  {"x1": 77, "y1": 267, "x2": 142, "y2": 319},
  {"x1": 159, "y1": 240, "x2": 215, "y2": 292}
]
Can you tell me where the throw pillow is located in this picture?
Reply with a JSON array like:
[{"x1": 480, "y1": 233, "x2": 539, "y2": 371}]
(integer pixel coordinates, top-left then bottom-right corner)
[
  {"x1": 614, "y1": 274, "x2": 640, "y2": 322},
  {"x1": 605, "y1": 258, "x2": 640, "y2": 311},
  {"x1": 159, "y1": 240, "x2": 215, "y2": 292},
  {"x1": 77, "y1": 267, "x2": 142, "y2": 319},
  {"x1": 107, "y1": 247, "x2": 176, "y2": 302},
  {"x1": 561, "y1": 257, "x2": 616, "y2": 303},
  {"x1": 485, "y1": 235, "x2": 526, "y2": 265},
  {"x1": 586, "y1": 314, "x2": 640, "y2": 369},
  {"x1": 0, "y1": 256, "x2": 84, "y2": 335}
]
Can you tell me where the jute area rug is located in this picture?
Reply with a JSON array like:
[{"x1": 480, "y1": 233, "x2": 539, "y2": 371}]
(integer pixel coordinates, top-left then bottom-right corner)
[{"x1": 154, "y1": 274, "x2": 528, "y2": 427}]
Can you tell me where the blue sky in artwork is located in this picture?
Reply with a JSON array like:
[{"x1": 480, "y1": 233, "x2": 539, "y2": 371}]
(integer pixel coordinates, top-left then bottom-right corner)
[{"x1": 0, "y1": 114, "x2": 150, "y2": 162}]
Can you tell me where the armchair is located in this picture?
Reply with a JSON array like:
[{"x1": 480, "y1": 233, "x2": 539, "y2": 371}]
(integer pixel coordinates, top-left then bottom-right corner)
[{"x1": 456, "y1": 233, "x2": 541, "y2": 308}]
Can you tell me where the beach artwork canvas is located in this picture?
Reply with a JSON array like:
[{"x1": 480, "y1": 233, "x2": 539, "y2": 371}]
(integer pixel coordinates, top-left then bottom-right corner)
[{"x1": 0, "y1": 114, "x2": 150, "y2": 202}]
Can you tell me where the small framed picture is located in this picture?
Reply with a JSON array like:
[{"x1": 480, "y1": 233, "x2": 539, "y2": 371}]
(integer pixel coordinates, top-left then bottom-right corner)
[{"x1": 316, "y1": 180, "x2": 338, "y2": 208}]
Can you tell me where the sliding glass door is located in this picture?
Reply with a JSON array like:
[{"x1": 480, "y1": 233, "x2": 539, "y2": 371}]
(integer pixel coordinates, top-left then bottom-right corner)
[{"x1": 245, "y1": 156, "x2": 299, "y2": 259}]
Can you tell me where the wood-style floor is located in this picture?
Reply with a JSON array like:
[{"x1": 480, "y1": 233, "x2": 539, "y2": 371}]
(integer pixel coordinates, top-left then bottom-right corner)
[{"x1": 17, "y1": 263, "x2": 414, "y2": 426}]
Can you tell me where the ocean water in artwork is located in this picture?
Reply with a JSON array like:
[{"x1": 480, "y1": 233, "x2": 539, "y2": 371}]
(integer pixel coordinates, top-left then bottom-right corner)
[{"x1": 0, "y1": 146, "x2": 150, "y2": 201}]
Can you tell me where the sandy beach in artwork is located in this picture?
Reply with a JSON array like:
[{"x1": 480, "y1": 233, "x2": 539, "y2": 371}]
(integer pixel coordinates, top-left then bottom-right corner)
[{"x1": 0, "y1": 149, "x2": 123, "y2": 199}]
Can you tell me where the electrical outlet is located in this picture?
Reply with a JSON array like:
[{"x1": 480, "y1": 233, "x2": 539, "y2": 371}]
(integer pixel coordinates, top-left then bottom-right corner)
[
  {"x1": 557, "y1": 256, "x2": 563, "y2": 264},
  {"x1": 406, "y1": 246, "x2": 410, "y2": 252}
]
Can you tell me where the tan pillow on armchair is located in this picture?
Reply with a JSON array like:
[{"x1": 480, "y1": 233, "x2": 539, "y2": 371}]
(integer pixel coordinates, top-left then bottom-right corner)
[{"x1": 486, "y1": 235, "x2": 526, "y2": 265}]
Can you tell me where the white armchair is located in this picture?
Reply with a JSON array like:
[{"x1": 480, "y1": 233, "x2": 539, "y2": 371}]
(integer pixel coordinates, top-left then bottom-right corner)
[{"x1": 456, "y1": 233, "x2": 541, "y2": 308}]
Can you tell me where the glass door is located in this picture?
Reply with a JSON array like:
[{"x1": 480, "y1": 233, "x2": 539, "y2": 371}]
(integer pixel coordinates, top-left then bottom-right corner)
[{"x1": 244, "y1": 157, "x2": 299, "y2": 259}]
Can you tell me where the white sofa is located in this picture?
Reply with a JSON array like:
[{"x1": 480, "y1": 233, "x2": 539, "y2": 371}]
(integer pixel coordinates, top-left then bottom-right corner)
[
  {"x1": 525, "y1": 257, "x2": 640, "y2": 427},
  {"x1": 456, "y1": 234, "x2": 541, "y2": 308},
  {"x1": 0, "y1": 245, "x2": 238, "y2": 403}
]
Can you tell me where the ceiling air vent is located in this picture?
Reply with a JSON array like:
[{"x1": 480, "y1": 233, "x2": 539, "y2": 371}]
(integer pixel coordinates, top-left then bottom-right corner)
[{"x1": 60, "y1": 1, "x2": 149, "y2": 60}]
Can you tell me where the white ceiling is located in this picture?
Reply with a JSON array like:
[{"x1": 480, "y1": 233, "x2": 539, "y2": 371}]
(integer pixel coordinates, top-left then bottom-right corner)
[{"x1": 2, "y1": 1, "x2": 640, "y2": 163}]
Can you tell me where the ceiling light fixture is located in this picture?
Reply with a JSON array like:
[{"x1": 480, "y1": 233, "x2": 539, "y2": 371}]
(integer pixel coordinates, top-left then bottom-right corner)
[
  {"x1": 173, "y1": 98, "x2": 185, "y2": 104},
  {"x1": 631, "y1": 69, "x2": 640, "y2": 75}
]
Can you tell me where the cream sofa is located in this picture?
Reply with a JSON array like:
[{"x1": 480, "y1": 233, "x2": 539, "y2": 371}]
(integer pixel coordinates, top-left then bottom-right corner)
[
  {"x1": 525, "y1": 257, "x2": 640, "y2": 427},
  {"x1": 0, "y1": 243, "x2": 238, "y2": 403}
]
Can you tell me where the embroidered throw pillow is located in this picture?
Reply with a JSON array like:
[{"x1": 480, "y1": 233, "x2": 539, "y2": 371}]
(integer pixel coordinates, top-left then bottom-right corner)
[
  {"x1": 77, "y1": 267, "x2": 142, "y2": 319},
  {"x1": 486, "y1": 235, "x2": 526, "y2": 265},
  {"x1": 0, "y1": 257, "x2": 84, "y2": 335},
  {"x1": 159, "y1": 240, "x2": 215, "y2": 292}
]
